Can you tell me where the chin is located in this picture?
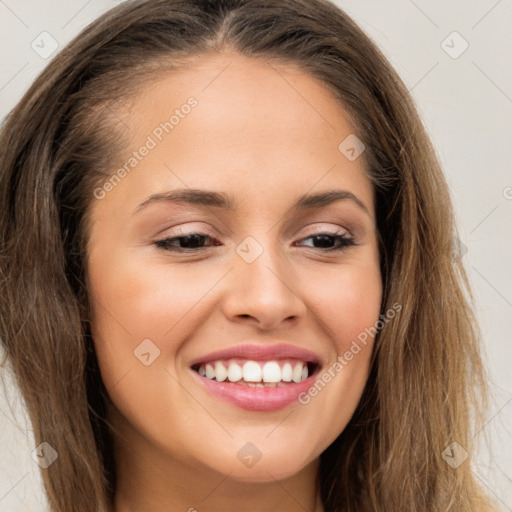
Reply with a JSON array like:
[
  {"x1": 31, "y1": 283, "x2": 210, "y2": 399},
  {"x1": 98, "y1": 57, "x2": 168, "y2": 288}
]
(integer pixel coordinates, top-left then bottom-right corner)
[{"x1": 199, "y1": 446, "x2": 316, "y2": 483}]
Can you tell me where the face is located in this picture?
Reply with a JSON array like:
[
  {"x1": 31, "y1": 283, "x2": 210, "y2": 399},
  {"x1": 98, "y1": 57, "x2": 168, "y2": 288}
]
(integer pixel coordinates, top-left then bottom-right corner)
[{"x1": 86, "y1": 52, "x2": 382, "y2": 483}]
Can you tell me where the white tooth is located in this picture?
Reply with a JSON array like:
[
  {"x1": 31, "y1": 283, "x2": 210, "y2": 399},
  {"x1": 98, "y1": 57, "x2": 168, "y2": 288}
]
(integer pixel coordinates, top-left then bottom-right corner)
[
  {"x1": 301, "y1": 365, "x2": 308, "y2": 382},
  {"x1": 255, "y1": 382, "x2": 264, "y2": 388},
  {"x1": 292, "y1": 362, "x2": 303, "y2": 383},
  {"x1": 281, "y1": 362, "x2": 293, "y2": 382},
  {"x1": 227, "y1": 362, "x2": 242, "y2": 382},
  {"x1": 262, "y1": 361, "x2": 281, "y2": 382},
  {"x1": 242, "y1": 361, "x2": 262, "y2": 382},
  {"x1": 214, "y1": 361, "x2": 227, "y2": 382},
  {"x1": 205, "y1": 364, "x2": 215, "y2": 380},
  {"x1": 198, "y1": 366, "x2": 206, "y2": 377}
]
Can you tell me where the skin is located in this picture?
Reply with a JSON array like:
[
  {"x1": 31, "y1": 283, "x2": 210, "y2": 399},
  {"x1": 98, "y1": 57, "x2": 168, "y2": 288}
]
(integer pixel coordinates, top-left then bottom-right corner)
[{"x1": 86, "y1": 51, "x2": 382, "y2": 512}]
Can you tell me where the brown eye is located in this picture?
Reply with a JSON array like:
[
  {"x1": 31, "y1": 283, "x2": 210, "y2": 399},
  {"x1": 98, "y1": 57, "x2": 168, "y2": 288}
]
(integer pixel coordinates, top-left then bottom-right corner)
[
  {"x1": 155, "y1": 233, "x2": 220, "y2": 252},
  {"x1": 296, "y1": 232, "x2": 356, "y2": 252}
]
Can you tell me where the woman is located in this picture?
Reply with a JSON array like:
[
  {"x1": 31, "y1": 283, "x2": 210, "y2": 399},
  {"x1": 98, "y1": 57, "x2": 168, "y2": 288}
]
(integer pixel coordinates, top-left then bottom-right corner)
[{"x1": 0, "y1": 0, "x2": 496, "y2": 510}]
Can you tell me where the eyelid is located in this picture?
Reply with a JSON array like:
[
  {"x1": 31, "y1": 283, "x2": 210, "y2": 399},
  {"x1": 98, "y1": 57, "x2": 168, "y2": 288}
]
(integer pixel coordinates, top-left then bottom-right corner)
[
  {"x1": 155, "y1": 223, "x2": 216, "y2": 239},
  {"x1": 302, "y1": 224, "x2": 350, "y2": 236},
  {"x1": 291, "y1": 221, "x2": 357, "y2": 244},
  {"x1": 153, "y1": 224, "x2": 358, "y2": 255},
  {"x1": 158, "y1": 222, "x2": 353, "y2": 242}
]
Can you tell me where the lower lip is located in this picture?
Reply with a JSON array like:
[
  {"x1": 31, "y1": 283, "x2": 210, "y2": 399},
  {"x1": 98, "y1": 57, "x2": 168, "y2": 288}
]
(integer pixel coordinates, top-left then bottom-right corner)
[{"x1": 190, "y1": 368, "x2": 318, "y2": 411}]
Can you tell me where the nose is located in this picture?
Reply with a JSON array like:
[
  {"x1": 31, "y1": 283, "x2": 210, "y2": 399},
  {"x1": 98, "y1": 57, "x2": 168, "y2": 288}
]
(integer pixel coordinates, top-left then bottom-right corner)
[{"x1": 220, "y1": 242, "x2": 306, "y2": 330}]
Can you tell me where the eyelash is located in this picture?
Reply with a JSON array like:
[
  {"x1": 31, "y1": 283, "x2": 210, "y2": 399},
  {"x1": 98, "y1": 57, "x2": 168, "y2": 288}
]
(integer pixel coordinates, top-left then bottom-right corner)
[{"x1": 153, "y1": 228, "x2": 357, "y2": 254}]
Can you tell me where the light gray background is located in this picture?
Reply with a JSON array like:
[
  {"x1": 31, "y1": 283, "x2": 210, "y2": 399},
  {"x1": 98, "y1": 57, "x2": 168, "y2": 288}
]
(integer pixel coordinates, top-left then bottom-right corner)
[{"x1": 1, "y1": 1, "x2": 511, "y2": 510}]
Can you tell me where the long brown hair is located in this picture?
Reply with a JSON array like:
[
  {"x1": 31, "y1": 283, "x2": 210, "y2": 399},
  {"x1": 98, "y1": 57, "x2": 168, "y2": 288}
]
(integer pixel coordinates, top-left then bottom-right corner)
[{"x1": 0, "y1": 0, "x2": 497, "y2": 510}]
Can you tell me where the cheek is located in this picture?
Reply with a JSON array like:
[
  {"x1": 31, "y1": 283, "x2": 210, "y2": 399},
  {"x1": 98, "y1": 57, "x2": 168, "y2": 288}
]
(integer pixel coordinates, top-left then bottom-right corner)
[
  {"x1": 286, "y1": 264, "x2": 382, "y2": 455},
  {"x1": 89, "y1": 252, "x2": 209, "y2": 339},
  {"x1": 305, "y1": 263, "x2": 382, "y2": 349},
  {"x1": 87, "y1": 251, "x2": 226, "y2": 388}
]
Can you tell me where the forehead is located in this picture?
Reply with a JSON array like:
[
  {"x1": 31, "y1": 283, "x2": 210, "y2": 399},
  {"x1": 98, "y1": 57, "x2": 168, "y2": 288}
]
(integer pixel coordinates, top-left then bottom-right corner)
[
  {"x1": 90, "y1": 51, "x2": 373, "y2": 220},
  {"x1": 126, "y1": 51, "x2": 356, "y2": 153}
]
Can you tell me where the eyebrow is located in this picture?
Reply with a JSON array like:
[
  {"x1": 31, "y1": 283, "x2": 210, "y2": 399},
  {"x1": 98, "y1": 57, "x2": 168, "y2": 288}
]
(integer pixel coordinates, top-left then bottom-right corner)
[{"x1": 135, "y1": 188, "x2": 370, "y2": 215}]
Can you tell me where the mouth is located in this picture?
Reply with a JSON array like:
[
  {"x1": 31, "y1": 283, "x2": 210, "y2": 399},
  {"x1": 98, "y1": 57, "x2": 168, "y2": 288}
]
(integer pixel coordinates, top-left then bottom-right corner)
[
  {"x1": 188, "y1": 343, "x2": 322, "y2": 411},
  {"x1": 191, "y1": 359, "x2": 320, "y2": 387}
]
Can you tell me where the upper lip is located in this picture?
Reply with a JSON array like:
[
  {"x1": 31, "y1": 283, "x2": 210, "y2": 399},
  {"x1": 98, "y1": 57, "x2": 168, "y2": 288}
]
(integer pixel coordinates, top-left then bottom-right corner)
[{"x1": 189, "y1": 342, "x2": 322, "y2": 367}]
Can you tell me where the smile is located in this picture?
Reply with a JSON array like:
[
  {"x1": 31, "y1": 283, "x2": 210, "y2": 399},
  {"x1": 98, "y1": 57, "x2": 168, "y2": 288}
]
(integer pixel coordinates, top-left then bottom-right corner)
[
  {"x1": 192, "y1": 359, "x2": 317, "y2": 386},
  {"x1": 189, "y1": 343, "x2": 322, "y2": 411}
]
